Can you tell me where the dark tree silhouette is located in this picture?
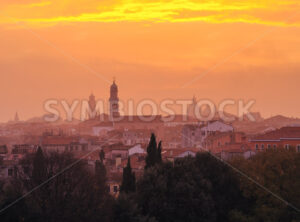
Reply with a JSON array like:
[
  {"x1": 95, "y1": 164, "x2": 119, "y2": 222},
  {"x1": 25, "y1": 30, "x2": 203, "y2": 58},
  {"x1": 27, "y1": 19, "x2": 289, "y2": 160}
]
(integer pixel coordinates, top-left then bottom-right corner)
[
  {"x1": 157, "y1": 141, "x2": 162, "y2": 164},
  {"x1": 120, "y1": 157, "x2": 136, "y2": 193},
  {"x1": 145, "y1": 133, "x2": 162, "y2": 169},
  {"x1": 99, "y1": 149, "x2": 105, "y2": 163},
  {"x1": 95, "y1": 150, "x2": 108, "y2": 197},
  {"x1": 137, "y1": 153, "x2": 248, "y2": 222},
  {"x1": 2, "y1": 149, "x2": 113, "y2": 222},
  {"x1": 32, "y1": 147, "x2": 47, "y2": 185}
]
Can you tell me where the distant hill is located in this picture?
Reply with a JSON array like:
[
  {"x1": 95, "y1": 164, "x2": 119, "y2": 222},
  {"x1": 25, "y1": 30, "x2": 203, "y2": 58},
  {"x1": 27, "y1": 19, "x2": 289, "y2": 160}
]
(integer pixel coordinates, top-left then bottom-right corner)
[
  {"x1": 264, "y1": 115, "x2": 300, "y2": 127},
  {"x1": 233, "y1": 114, "x2": 300, "y2": 135}
]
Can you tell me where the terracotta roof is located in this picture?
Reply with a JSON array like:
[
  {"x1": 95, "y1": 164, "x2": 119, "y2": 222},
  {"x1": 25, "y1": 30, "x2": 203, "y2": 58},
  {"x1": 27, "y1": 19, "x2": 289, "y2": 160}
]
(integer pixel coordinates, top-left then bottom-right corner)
[
  {"x1": 120, "y1": 154, "x2": 145, "y2": 169},
  {"x1": 103, "y1": 143, "x2": 132, "y2": 151},
  {"x1": 162, "y1": 115, "x2": 198, "y2": 123},
  {"x1": 73, "y1": 150, "x2": 100, "y2": 161},
  {"x1": 250, "y1": 127, "x2": 300, "y2": 141},
  {"x1": 42, "y1": 136, "x2": 77, "y2": 145},
  {"x1": 124, "y1": 129, "x2": 153, "y2": 134},
  {"x1": 162, "y1": 148, "x2": 200, "y2": 158},
  {"x1": 115, "y1": 115, "x2": 163, "y2": 123},
  {"x1": 93, "y1": 122, "x2": 114, "y2": 127},
  {"x1": 212, "y1": 143, "x2": 251, "y2": 153}
]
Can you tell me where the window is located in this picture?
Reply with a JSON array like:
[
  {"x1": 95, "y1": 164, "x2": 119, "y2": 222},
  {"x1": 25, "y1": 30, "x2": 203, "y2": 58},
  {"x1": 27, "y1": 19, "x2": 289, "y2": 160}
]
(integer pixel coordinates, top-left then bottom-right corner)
[
  {"x1": 261, "y1": 144, "x2": 264, "y2": 150},
  {"x1": 113, "y1": 185, "x2": 118, "y2": 193},
  {"x1": 285, "y1": 144, "x2": 290, "y2": 150},
  {"x1": 267, "y1": 144, "x2": 271, "y2": 150},
  {"x1": 255, "y1": 144, "x2": 259, "y2": 151},
  {"x1": 297, "y1": 145, "x2": 300, "y2": 152},
  {"x1": 273, "y1": 144, "x2": 277, "y2": 150}
]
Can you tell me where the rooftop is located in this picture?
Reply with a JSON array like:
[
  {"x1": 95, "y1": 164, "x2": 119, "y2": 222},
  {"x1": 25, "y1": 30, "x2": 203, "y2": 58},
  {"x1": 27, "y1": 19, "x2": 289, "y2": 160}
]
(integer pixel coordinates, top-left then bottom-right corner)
[{"x1": 250, "y1": 126, "x2": 300, "y2": 141}]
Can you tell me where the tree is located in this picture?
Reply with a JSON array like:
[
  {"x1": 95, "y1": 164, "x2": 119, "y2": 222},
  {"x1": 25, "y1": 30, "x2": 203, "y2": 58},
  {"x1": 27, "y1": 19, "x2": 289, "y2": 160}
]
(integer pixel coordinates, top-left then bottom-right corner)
[
  {"x1": 194, "y1": 153, "x2": 248, "y2": 221},
  {"x1": 137, "y1": 153, "x2": 248, "y2": 222},
  {"x1": 99, "y1": 149, "x2": 105, "y2": 163},
  {"x1": 120, "y1": 157, "x2": 136, "y2": 193},
  {"x1": 95, "y1": 150, "x2": 108, "y2": 195},
  {"x1": 157, "y1": 141, "x2": 162, "y2": 164},
  {"x1": 231, "y1": 148, "x2": 300, "y2": 221},
  {"x1": 7, "y1": 150, "x2": 112, "y2": 222},
  {"x1": 0, "y1": 181, "x2": 28, "y2": 222},
  {"x1": 94, "y1": 150, "x2": 114, "y2": 222},
  {"x1": 145, "y1": 133, "x2": 162, "y2": 169},
  {"x1": 32, "y1": 147, "x2": 47, "y2": 185},
  {"x1": 137, "y1": 157, "x2": 216, "y2": 222},
  {"x1": 113, "y1": 193, "x2": 156, "y2": 222}
]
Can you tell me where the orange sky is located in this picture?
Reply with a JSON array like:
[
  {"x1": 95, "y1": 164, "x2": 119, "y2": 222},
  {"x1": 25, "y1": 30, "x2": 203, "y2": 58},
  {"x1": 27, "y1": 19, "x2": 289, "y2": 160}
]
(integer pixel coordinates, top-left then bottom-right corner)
[{"x1": 1, "y1": 0, "x2": 300, "y2": 121}]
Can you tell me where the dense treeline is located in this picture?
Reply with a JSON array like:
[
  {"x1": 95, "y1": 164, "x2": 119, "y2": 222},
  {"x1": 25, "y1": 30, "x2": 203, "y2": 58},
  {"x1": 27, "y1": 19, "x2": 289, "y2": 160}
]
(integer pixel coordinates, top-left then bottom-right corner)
[{"x1": 0, "y1": 135, "x2": 299, "y2": 221}]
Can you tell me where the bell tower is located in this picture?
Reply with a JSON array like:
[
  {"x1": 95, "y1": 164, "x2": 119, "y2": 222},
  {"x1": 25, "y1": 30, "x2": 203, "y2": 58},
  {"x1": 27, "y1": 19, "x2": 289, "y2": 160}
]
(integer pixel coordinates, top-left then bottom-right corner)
[{"x1": 109, "y1": 79, "x2": 120, "y2": 118}]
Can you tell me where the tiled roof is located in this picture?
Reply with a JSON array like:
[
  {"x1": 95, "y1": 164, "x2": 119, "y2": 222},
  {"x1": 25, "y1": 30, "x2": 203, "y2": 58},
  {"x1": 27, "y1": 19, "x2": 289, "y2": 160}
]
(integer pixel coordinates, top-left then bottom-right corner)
[
  {"x1": 250, "y1": 127, "x2": 300, "y2": 141},
  {"x1": 216, "y1": 143, "x2": 251, "y2": 152},
  {"x1": 103, "y1": 143, "x2": 132, "y2": 151},
  {"x1": 162, "y1": 148, "x2": 200, "y2": 158},
  {"x1": 120, "y1": 154, "x2": 145, "y2": 169},
  {"x1": 42, "y1": 136, "x2": 77, "y2": 145}
]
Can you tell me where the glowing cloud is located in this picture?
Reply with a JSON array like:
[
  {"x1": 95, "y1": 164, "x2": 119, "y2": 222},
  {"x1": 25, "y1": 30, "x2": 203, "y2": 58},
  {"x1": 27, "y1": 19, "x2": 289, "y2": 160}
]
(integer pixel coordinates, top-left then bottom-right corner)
[{"x1": 0, "y1": 0, "x2": 300, "y2": 27}]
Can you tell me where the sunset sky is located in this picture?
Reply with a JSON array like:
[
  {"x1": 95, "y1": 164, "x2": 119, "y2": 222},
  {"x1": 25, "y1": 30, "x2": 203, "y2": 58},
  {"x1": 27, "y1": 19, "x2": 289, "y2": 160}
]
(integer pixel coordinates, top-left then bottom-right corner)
[{"x1": 1, "y1": 0, "x2": 300, "y2": 121}]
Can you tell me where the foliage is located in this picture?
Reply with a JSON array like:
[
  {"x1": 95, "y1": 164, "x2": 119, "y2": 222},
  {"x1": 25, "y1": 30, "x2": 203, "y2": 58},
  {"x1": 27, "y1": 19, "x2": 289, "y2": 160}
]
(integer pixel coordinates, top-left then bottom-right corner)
[
  {"x1": 1, "y1": 145, "x2": 300, "y2": 222},
  {"x1": 137, "y1": 153, "x2": 247, "y2": 222},
  {"x1": 231, "y1": 149, "x2": 300, "y2": 221},
  {"x1": 145, "y1": 133, "x2": 162, "y2": 169},
  {"x1": 120, "y1": 157, "x2": 136, "y2": 193},
  {"x1": 0, "y1": 147, "x2": 113, "y2": 222},
  {"x1": 113, "y1": 193, "x2": 156, "y2": 222}
]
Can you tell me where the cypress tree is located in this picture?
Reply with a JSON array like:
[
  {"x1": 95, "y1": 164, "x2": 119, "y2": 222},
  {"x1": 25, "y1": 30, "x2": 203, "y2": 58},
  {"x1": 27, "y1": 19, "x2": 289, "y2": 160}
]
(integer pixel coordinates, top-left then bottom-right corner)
[
  {"x1": 99, "y1": 149, "x2": 105, "y2": 163},
  {"x1": 95, "y1": 150, "x2": 107, "y2": 195},
  {"x1": 157, "y1": 141, "x2": 162, "y2": 163},
  {"x1": 145, "y1": 133, "x2": 162, "y2": 169},
  {"x1": 32, "y1": 146, "x2": 47, "y2": 185},
  {"x1": 120, "y1": 157, "x2": 136, "y2": 193}
]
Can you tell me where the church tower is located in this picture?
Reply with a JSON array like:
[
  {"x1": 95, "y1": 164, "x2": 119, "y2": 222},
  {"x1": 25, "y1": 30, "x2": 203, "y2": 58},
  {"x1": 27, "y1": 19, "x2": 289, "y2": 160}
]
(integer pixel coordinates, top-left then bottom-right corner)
[
  {"x1": 88, "y1": 93, "x2": 97, "y2": 119},
  {"x1": 109, "y1": 79, "x2": 120, "y2": 118}
]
